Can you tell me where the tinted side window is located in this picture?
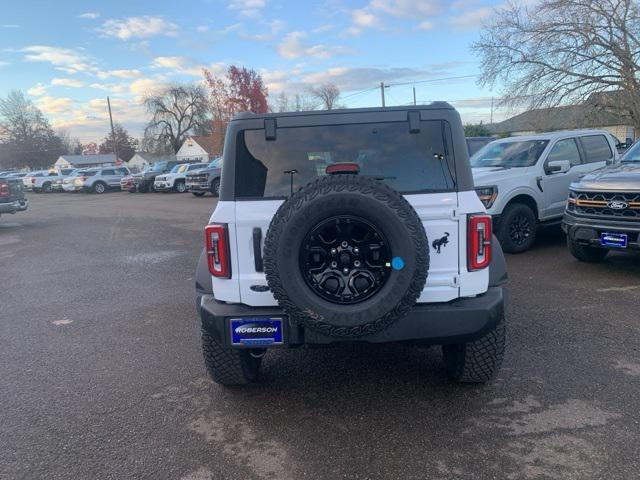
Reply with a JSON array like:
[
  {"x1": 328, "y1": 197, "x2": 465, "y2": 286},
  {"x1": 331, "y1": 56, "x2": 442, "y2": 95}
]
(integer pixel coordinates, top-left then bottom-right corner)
[
  {"x1": 580, "y1": 135, "x2": 613, "y2": 163},
  {"x1": 236, "y1": 121, "x2": 455, "y2": 199},
  {"x1": 547, "y1": 138, "x2": 581, "y2": 167},
  {"x1": 102, "y1": 169, "x2": 115, "y2": 175}
]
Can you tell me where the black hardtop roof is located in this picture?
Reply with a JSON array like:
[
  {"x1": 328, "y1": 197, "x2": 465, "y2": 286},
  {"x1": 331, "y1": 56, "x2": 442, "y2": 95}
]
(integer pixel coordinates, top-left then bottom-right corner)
[{"x1": 231, "y1": 102, "x2": 455, "y2": 122}]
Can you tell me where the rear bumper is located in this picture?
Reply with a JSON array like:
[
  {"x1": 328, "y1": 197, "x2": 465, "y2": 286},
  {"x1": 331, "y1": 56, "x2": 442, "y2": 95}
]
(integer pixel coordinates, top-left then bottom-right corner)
[
  {"x1": 198, "y1": 287, "x2": 506, "y2": 348},
  {"x1": 0, "y1": 198, "x2": 28, "y2": 214},
  {"x1": 563, "y1": 211, "x2": 640, "y2": 250}
]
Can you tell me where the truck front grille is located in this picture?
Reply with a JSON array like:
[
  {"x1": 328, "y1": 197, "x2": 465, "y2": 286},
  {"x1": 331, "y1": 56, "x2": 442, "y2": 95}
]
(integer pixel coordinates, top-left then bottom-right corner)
[
  {"x1": 569, "y1": 191, "x2": 640, "y2": 220},
  {"x1": 188, "y1": 174, "x2": 208, "y2": 182}
]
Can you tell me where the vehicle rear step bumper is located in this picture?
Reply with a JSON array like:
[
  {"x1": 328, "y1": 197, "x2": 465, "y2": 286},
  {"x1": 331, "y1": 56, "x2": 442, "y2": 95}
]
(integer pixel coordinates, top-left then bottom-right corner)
[
  {"x1": 0, "y1": 199, "x2": 29, "y2": 214},
  {"x1": 198, "y1": 287, "x2": 505, "y2": 347}
]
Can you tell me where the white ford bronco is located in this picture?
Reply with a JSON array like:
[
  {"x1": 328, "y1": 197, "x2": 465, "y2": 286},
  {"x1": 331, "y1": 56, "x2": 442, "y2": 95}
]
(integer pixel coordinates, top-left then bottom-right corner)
[{"x1": 195, "y1": 104, "x2": 507, "y2": 385}]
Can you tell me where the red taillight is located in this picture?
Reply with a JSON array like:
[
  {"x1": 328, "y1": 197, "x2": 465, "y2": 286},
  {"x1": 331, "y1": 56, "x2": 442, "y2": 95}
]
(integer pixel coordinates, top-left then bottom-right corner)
[
  {"x1": 31, "y1": 178, "x2": 36, "y2": 183},
  {"x1": 468, "y1": 214, "x2": 492, "y2": 271},
  {"x1": 0, "y1": 182, "x2": 8, "y2": 197},
  {"x1": 205, "y1": 224, "x2": 231, "y2": 278}
]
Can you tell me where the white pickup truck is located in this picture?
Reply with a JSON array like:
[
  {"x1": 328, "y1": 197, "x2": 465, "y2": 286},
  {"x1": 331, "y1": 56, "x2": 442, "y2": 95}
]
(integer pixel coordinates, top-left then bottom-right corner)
[
  {"x1": 153, "y1": 163, "x2": 208, "y2": 193},
  {"x1": 22, "y1": 170, "x2": 61, "y2": 193},
  {"x1": 472, "y1": 130, "x2": 619, "y2": 253}
]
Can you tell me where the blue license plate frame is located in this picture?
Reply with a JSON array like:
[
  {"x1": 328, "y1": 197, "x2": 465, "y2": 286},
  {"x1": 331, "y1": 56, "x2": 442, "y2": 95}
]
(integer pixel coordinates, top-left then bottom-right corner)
[
  {"x1": 600, "y1": 232, "x2": 628, "y2": 248},
  {"x1": 230, "y1": 317, "x2": 284, "y2": 346}
]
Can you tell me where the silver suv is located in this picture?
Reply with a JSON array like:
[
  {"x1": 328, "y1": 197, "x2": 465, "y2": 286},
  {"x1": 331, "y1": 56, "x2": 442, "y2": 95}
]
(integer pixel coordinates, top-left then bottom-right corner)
[{"x1": 69, "y1": 167, "x2": 131, "y2": 193}]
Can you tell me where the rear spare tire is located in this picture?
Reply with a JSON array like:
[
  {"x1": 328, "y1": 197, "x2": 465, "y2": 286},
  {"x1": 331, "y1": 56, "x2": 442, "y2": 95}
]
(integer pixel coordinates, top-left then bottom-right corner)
[{"x1": 264, "y1": 175, "x2": 429, "y2": 338}]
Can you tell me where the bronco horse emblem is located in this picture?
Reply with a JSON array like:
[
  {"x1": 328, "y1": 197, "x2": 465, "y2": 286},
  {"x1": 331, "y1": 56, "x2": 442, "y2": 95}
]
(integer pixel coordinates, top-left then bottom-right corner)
[{"x1": 432, "y1": 232, "x2": 450, "y2": 254}]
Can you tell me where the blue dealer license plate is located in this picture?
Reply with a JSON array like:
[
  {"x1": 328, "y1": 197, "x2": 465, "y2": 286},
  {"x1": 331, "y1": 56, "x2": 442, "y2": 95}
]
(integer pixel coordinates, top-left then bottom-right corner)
[
  {"x1": 230, "y1": 318, "x2": 284, "y2": 346},
  {"x1": 600, "y1": 232, "x2": 628, "y2": 248}
]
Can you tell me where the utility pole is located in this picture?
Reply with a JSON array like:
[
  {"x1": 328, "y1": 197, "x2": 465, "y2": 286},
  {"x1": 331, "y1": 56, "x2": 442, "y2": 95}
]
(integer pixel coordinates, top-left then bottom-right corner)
[
  {"x1": 413, "y1": 86, "x2": 417, "y2": 106},
  {"x1": 490, "y1": 96, "x2": 494, "y2": 125},
  {"x1": 107, "y1": 97, "x2": 120, "y2": 163},
  {"x1": 380, "y1": 82, "x2": 386, "y2": 107}
]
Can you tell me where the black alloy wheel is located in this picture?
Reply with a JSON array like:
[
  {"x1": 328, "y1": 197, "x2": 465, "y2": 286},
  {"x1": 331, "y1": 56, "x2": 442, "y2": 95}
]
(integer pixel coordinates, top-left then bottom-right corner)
[
  {"x1": 508, "y1": 213, "x2": 532, "y2": 246},
  {"x1": 300, "y1": 215, "x2": 392, "y2": 305}
]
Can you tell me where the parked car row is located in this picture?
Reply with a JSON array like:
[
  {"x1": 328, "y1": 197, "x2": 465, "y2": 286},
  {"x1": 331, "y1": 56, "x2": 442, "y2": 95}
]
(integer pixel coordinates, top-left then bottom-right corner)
[{"x1": 121, "y1": 158, "x2": 222, "y2": 197}]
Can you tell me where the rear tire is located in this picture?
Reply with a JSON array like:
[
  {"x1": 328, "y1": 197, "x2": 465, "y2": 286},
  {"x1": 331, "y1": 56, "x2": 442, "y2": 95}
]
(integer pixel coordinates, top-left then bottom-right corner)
[
  {"x1": 211, "y1": 178, "x2": 220, "y2": 197},
  {"x1": 568, "y1": 239, "x2": 608, "y2": 262},
  {"x1": 497, "y1": 203, "x2": 537, "y2": 253},
  {"x1": 442, "y1": 314, "x2": 505, "y2": 383},
  {"x1": 42, "y1": 182, "x2": 52, "y2": 193},
  {"x1": 92, "y1": 182, "x2": 106, "y2": 194},
  {"x1": 201, "y1": 328, "x2": 262, "y2": 385},
  {"x1": 192, "y1": 192, "x2": 206, "y2": 197}
]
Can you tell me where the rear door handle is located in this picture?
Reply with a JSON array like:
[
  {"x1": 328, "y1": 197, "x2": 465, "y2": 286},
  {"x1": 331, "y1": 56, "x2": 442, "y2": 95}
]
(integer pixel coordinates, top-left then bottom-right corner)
[{"x1": 252, "y1": 228, "x2": 264, "y2": 272}]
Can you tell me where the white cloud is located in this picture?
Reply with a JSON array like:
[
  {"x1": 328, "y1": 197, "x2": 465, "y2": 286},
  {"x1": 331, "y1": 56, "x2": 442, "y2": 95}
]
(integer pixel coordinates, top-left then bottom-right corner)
[
  {"x1": 277, "y1": 31, "x2": 349, "y2": 60},
  {"x1": 217, "y1": 23, "x2": 243, "y2": 34},
  {"x1": 370, "y1": 0, "x2": 442, "y2": 18},
  {"x1": 89, "y1": 83, "x2": 127, "y2": 94},
  {"x1": 241, "y1": 19, "x2": 286, "y2": 41},
  {"x1": 129, "y1": 78, "x2": 170, "y2": 98},
  {"x1": 151, "y1": 56, "x2": 224, "y2": 77},
  {"x1": 0, "y1": 61, "x2": 7, "y2": 68},
  {"x1": 312, "y1": 24, "x2": 334, "y2": 34},
  {"x1": 301, "y1": 65, "x2": 450, "y2": 91},
  {"x1": 98, "y1": 16, "x2": 179, "y2": 40},
  {"x1": 36, "y1": 96, "x2": 74, "y2": 115},
  {"x1": 449, "y1": 7, "x2": 492, "y2": 29},
  {"x1": 352, "y1": 9, "x2": 381, "y2": 28},
  {"x1": 196, "y1": 25, "x2": 209, "y2": 33},
  {"x1": 51, "y1": 77, "x2": 85, "y2": 88},
  {"x1": 22, "y1": 45, "x2": 90, "y2": 73},
  {"x1": 229, "y1": 0, "x2": 266, "y2": 17},
  {"x1": 27, "y1": 83, "x2": 47, "y2": 96},
  {"x1": 417, "y1": 20, "x2": 434, "y2": 30},
  {"x1": 79, "y1": 12, "x2": 100, "y2": 19},
  {"x1": 96, "y1": 69, "x2": 143, "y2": 80},
  {"x1": 0, "y1": 24, "x2": 19, "y2": 28}
]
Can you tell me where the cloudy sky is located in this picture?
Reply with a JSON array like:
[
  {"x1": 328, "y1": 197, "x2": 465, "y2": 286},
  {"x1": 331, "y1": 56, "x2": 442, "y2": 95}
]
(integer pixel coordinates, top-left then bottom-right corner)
[{"x1": 0, "y1": 0, "x2": 511, "y2": 142}]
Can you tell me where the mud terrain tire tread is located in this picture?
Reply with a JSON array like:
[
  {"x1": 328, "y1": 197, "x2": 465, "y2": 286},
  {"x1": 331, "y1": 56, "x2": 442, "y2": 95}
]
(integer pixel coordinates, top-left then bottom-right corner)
[
  {"x1": 201, "y1": 328, "x2": 261, "y2": 385},
  {"x1": 442, "y1": 314, "x2": 505, "y2": 383}
]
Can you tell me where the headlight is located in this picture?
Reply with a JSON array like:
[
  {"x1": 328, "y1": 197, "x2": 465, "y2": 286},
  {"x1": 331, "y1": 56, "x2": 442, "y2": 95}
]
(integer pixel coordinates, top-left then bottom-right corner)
[{"x1": 475, "y1": 186, "x2": 498, "y2": 209}]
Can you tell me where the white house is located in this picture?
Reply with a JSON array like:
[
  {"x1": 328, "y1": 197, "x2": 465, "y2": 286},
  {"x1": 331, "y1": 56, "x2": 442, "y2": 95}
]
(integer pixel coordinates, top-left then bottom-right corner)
[
  {"x1": 54, "y1": 154, "x2": 119, "y2": 169},
  {"x1": 176, "y1": 136, "x2": 217, "y2": 163},
  {"x1": 127, "y1": 153, "x2": 177, "y2": 173}
]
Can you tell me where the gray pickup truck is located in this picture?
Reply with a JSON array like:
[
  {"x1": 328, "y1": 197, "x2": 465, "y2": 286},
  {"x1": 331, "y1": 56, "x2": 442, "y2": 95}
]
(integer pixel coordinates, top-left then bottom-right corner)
[
  {"x1": 185, "y1": 158, "x2": 222, "y2": 197},
  {"x1": 0, "y1": 175, "x2": 28, "y2": 218}
]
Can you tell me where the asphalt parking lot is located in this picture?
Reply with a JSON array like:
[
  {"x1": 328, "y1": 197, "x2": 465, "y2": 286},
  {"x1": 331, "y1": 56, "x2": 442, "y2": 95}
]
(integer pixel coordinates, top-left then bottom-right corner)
[{"x1": 2, "y1": 192, "x2": 640, "y2": 480}]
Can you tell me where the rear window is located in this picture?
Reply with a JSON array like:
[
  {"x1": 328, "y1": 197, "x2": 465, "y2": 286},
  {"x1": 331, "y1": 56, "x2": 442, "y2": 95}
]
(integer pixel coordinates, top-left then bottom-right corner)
[
  {"x1": 83, "y1": 171, "x2": 97, "y2": 177},
  {"x1": 235, "y1": 121, "x2": 455, "y2": 199},
  {"x1": 580, "y1": 135, "x2": 613, "y2": 163}
]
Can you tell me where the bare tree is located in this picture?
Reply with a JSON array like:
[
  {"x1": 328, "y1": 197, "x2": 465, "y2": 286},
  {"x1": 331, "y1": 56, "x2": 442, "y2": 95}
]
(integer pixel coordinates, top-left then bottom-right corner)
[
  {"x1": 143, "y1": 84, "x2": 209, "y2": 154},
  {"x1": 473, "y1": 0, "x2": 640, "y2": 129},
  {"x1": 275, "y1": 92, "x2": 290, "y2": 112},
  {"x1": 309, "y1": 83, "x2": 341, "y2": 110}
]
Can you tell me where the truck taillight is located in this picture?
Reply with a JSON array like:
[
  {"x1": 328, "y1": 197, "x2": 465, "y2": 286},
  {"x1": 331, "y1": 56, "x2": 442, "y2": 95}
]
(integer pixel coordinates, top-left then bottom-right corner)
[
  {"x1": 468, "y1": 214, "x2": 492, "y2": 271},
  {"x1": 205, "y1": 224, "x2": 231, "y2": 278},
  {"x1": 0, "y1": 182, "x2": 8, "y2": 197}
]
